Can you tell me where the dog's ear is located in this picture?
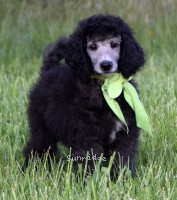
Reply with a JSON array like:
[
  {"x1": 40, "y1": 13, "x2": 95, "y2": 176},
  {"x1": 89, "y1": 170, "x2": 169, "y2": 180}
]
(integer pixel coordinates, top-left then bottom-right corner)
[
  {"x1": 119, "y1": 33, "x2": 145, "y2": 78},
  {"x1": 41, "y1": 37, "x2": 70, "y2": 71}
]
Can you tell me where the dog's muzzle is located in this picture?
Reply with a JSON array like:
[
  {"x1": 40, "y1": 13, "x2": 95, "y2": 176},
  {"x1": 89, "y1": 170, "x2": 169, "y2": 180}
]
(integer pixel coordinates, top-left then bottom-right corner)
[{"x1": 100, "y1": 61, "x2": 113, "y2": 72}]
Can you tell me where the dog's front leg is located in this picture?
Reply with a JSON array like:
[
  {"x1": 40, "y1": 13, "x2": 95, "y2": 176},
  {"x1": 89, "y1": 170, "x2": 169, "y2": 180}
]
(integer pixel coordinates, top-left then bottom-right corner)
[
  {"x1": 70, "y1": 142, "x2": 103, "y2": 175},
  {"x1": 109, "y1": 132, "x2": 139, "y2": 181}
]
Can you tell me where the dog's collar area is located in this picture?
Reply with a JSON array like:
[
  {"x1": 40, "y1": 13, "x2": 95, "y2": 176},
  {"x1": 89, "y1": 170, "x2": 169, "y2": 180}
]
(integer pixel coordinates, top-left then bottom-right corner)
[
  {"x1": 91, "y1": 73, "x2": 132, "y2": 82},
  {"x1": 91, "y1": 73, "x2": 152, "y2": 135},
  {"x1": 90, "y1": 74, "x2": 107, "y2": 81}
]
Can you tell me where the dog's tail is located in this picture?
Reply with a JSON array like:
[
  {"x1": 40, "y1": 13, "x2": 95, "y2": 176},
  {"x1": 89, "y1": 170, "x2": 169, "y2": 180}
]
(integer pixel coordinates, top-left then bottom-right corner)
[{"x1": 41, "y1": 38, "x2": 69, "y2": 71}]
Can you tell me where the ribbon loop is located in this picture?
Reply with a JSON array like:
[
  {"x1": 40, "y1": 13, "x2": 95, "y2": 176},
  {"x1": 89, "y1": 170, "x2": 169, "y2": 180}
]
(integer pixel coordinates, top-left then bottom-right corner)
[{"x1": 100, "y1": 73, "x2": 152, "y2": 135}]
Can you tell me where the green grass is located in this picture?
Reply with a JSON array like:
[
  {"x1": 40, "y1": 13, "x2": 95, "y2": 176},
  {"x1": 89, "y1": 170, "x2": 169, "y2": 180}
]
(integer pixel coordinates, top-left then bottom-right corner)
[{"x1": 0, "y1": 0, "x2": 177, "y2": 199}]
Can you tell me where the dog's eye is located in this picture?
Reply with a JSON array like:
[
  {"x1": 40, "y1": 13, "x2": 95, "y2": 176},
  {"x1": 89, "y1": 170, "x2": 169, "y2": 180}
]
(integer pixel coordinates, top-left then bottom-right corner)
[
  {"x1": 110, "y1": 42, "x2": 118, "y2": 48},
  {"x1": 88, "y1": 44, "x2": 97, "y2": 51}
]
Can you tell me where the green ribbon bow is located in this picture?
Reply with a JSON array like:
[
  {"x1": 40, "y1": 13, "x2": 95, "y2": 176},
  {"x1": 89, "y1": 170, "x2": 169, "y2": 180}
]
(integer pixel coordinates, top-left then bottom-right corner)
[{"x1": 92, "y1": 73, "x2": 152, "y2": 135}]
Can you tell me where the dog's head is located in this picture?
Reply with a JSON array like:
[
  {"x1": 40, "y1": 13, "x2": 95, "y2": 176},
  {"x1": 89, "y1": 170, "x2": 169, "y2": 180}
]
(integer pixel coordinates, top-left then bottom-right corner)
[
  {"x1": 43, "y1": 15, "x2": 145, "y2": 81},
  {"x1": 86, "y1": 35, "x2": 121, "y2": 75}
]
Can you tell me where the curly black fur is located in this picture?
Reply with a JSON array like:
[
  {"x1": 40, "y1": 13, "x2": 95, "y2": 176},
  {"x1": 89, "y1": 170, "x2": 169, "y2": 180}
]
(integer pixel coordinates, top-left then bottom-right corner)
[{"x1": 23, "y1": 15, "x2": 145, "y2": 179}]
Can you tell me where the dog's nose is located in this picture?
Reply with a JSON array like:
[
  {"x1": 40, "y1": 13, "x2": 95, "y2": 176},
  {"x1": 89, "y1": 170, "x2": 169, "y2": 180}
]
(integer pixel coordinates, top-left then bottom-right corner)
[{"x1": 100, "y1": 61, "x2": 113, "y2": 72}]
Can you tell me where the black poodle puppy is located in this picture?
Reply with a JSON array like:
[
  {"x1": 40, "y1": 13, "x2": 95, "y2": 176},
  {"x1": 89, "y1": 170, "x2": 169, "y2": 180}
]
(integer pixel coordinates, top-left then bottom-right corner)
[{"x1": 23, "y1": 14, "x2": 145, "y2": 178}]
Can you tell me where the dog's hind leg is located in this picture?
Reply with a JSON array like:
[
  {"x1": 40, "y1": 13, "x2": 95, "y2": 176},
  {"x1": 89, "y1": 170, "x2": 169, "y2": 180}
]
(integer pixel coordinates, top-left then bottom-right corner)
[{"x1": 23, "y1": 128, "x2": 58, "y2": 171}]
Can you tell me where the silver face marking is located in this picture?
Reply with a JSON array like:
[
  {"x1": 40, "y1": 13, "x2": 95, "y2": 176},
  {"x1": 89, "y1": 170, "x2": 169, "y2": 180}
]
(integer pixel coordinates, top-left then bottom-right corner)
[{"x1": 86, "y1": 36, "x2": 121, "y2": 74}]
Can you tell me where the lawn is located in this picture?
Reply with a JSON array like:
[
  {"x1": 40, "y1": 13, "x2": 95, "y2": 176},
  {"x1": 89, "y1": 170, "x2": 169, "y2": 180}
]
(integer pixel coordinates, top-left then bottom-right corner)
[{"x1": 0, "y1": 0, "x2": 177, "y2": 199}]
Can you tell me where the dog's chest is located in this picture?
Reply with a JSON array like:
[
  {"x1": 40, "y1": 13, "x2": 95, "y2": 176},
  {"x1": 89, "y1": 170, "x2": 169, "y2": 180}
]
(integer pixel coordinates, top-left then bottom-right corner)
[
  {"x1": 109, "y1": 120, "x2": 123, "y2": 143},
  {"x1": 78, "y1": 80, "x2": 104, "y2": 107},
  {"x1": 78, "y1": 80, "x2": 124, "y2": 142}
]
